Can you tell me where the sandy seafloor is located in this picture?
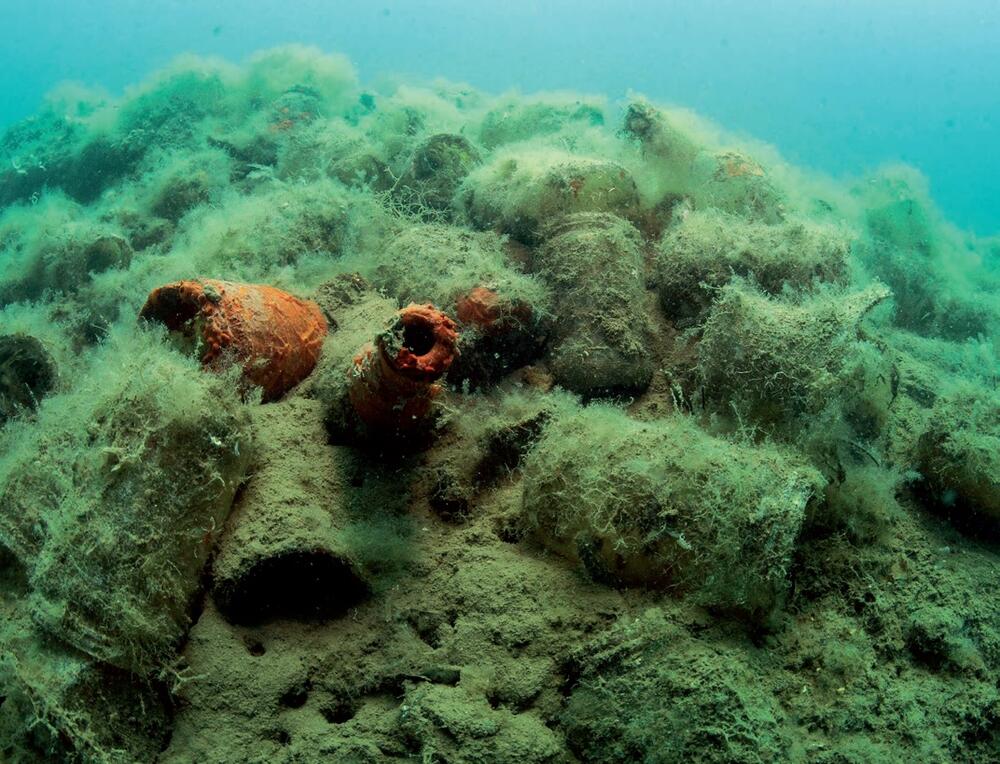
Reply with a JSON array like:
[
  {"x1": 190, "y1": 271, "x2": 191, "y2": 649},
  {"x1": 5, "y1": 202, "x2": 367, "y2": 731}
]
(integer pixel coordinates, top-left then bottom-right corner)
[{"x1": 0, "y1": 46, "x2": 999, "y2": 763}]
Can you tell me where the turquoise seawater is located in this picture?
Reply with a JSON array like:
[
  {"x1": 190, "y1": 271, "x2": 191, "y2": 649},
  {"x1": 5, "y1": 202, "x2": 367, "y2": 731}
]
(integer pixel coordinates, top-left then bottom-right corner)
[{"x1": 4, "y1": 0, "x2": 999, "y2": 233}]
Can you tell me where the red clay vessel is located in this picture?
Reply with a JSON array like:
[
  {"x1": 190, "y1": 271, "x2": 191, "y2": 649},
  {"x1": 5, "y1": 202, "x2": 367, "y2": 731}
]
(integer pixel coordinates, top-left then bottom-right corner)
[
  {"x1": 140, "y1": 279, "x2": 327, "y2": 402},
  {"x1": 348, "y1": 303, "x2": 458, "y2": 433}
]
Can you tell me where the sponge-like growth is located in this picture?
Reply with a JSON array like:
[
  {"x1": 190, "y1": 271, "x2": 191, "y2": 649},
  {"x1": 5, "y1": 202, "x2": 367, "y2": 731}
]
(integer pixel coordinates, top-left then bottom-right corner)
[
  {"x1": 521, "y1": 403, "x2": 824, "y2": 619},
  {"x1": 533, "y1": 213, "x2": 653, "y2": 397},
  {"x1": 139, "y1": 279, "x2": 328, "y2": 402},
  {"x1": 656, "y1": 209, "x2": 850, "y2": 325},
  {"x1": 0, "y1": 328, "x2": 252, "y2": 674},
  {"x1": 461, "y1": 149, "x2": 640, "y2": 244},
  {"x1": 347, "y1": 303, "x2": 458, "y2": 436},
  {"x1": 698, "y1": 281, "x2": 891, "y2": 425}
]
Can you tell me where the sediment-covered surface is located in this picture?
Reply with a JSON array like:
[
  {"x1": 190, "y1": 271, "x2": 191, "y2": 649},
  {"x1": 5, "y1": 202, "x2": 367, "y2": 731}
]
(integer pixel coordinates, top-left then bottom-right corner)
[{"x1": 0, "y1": 46, "x2": 998, "y2": 763}]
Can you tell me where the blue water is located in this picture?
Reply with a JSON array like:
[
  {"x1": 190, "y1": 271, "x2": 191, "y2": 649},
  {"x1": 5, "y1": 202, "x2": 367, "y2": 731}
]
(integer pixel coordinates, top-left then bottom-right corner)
[{"x1": 4, "y1": 0, "x2": 998, "y2": 234}]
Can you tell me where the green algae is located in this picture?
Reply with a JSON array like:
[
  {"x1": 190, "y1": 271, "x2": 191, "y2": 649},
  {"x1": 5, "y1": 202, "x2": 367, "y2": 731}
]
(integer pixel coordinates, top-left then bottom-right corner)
[
  {"x1": 0, "y1": 44, "x2": 997, "y2": 764},
  {"x1": 0, "y1": 325, "x2": 251, "y2": 676},
  {"x1": 522, "y1": 401, "x2": 824, "y2": 620},
  {"x1": 655, "y1": 208, "x2": 851, "y2": 326}
]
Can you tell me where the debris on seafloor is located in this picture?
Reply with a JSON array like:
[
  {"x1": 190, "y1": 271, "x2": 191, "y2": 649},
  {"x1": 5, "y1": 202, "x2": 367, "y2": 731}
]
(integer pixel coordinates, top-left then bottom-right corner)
[
  {"x1": 368, "y1": 222, "x2": 552, "y2": 388},
  {"x1": 532, "y1": 211, "x2": 655, "y2": 397},
  {"x1": 348, "y1": 303, "x2": 459, "y2": 435},
  {"x1": 211, "y1": 397, "x2": 371, "y2": 626},
  {"x1": 140, "y1": 278, "x2": 328, "y2": 401},
  {"x1": 521, "y1": 402, "x2": 825, "y2": 620},
  {"x1": 0, "y1": 334, "x2": 57, "y2": 426},
  {"x1": 0, "y1": 45, "x2": 998, "y2": 764},
  {"x1": 0, "y1": 333, "x2": 252, "y2": 676}
]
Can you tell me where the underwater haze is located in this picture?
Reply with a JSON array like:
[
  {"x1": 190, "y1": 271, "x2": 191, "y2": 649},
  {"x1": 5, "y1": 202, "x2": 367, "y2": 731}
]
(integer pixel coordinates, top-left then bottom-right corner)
[
  {"x1": 4, "y1": 0, "x2": 1000, "y2": 234},
  {"x1": 2, "y1": 2, "x2": 1000, "y2": 763}
]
